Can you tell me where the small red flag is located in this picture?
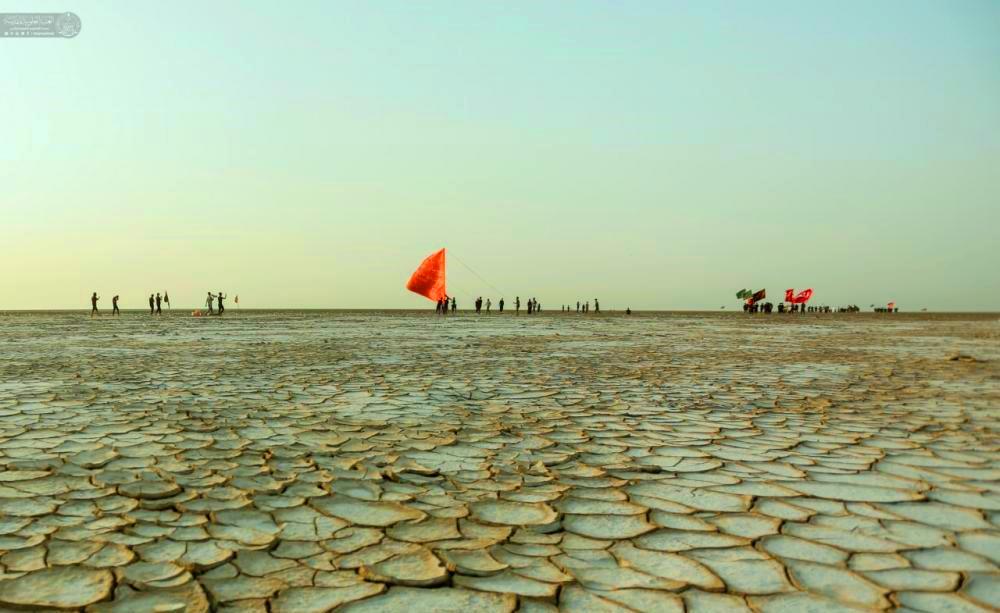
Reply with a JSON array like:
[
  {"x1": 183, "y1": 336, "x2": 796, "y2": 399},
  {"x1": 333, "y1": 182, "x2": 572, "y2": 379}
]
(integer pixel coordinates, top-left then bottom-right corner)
[{"x1": 406, "y1": 248, "x2": 447, "y2": 301}]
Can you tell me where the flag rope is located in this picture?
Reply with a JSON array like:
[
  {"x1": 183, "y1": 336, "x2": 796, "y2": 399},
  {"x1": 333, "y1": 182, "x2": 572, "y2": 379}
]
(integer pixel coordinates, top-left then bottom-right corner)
[{"x1": 450, "y1": 253, "x2": 505, "y2": 297}]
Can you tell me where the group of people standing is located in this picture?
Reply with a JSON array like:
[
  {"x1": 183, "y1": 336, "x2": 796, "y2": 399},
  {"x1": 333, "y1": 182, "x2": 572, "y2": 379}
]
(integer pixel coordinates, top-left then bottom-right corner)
[
  {"x1": 473, "y1": 296, "x2": 496, "y2": 313},
  {"x1": 435, "y1": 296, "x2": 456, "y2": 314},
  {"x1": 89, "y1": 291, "x2": 236, "y2": 316},
  {"x1": 90, "y1": 291, "x2": 167, "y2": 316},
  {"x1": 744, "y1": 302, "x2": 871, "y2": 314},
  {"x1": 435, "y1": 296, "x2": 608, "y2": 315},
  {"x1": 148, "y1": 292, "x2": 169, "y2": 314},
  {"x1": 565, "y1": 299, "x2": 599, "y2": 313}
]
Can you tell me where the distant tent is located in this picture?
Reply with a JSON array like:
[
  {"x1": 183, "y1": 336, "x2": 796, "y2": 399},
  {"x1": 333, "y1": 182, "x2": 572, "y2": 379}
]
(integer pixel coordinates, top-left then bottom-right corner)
[{"x1": 406, "y1": 248, "x2": 447, "y2": 301}]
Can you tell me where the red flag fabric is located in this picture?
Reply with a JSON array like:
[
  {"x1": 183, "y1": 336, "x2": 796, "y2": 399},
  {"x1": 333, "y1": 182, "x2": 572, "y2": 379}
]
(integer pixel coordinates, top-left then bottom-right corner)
[
  {"x1": 785, "y1": 289, "x2": 795, "y2": 303},
  {"x1": 794, "y1": 289, "x2": 813, "y2": 304},
  {"x1": 406, "y1": 248, "x2": 447, "y2": 301}
]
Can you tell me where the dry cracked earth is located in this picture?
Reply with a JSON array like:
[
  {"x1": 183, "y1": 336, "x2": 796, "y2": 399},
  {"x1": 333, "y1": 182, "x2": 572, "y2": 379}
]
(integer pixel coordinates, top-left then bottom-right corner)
[{"x1": 0, "y1": 310, "x2": 998, "y2": 612}]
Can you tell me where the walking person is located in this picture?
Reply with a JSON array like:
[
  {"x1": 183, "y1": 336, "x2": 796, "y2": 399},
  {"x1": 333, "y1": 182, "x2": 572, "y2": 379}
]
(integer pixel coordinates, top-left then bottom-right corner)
[
  {"x1": 527, "y1": 299, "x2": 533, "y2": 315},
  {"x1": 515, "y1": 297, "x2": 521, "y2": 315},
  {"x1": 149, "y1": 293, "x2": 155, "y2": 315},
  {"x1": 206, "y1": 292, "x2": 215, "y2": 315},
  {"x1": 217, "y1": 292, "x2": 226, "y2": 315},
  {"x1": 155, "y1": 293, "x2": 162, "y2": 315},
  {"x1": 112, "y1": 295, "x2": 120, "y2": 316},
  {"x1": 594, "y1": 298, "x2": 600, "y2": 313},
  {"x1": 91, "y1": 292, "x2": 100, "y2": 317},
  {"x1": 435, "y1": 298, "x2": 442, "y2": 314},
  {"x1": 576, "y1": 301, "x2": 580, "y2": 313},
  {"x1": 486, "y1": 298, "x2": 492, "y2": 312},
  {"x1": 164, "y1": 291, "x2": 170, "y2": 310},
  {"x1": 475, "y1": 297, "x2": 482, "y2": 314},
  {"x1": 450, "y1": 297, "x2": 456, "y2": 314},
  {"x1": 499, "y1": 298, "x2": 505, "y2": 313}
]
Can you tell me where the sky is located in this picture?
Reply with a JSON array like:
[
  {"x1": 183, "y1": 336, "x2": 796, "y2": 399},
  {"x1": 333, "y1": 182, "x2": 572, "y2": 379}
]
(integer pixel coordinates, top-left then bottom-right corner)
[{"x1": 2, "y1": 1, "x2": 999, "y2": 310}]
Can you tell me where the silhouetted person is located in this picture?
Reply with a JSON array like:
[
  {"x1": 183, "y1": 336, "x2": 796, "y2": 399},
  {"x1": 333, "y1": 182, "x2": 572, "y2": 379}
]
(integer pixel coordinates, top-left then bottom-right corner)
[
  {"x1": 499, "y1": 298, "x2": 505, "y2": 313},
  {"x1": 475, "y1": 297, "x2": 482, "y2": 313},
  {"x1": 91, "y1": 292, "x2": 99, "y2": 316},
  {"x1": 149, "y1": 294, "x2": 155, "y2": 315},
  {"x1": 435, "y1": 298, "x2": 442, "y2": 314},
  {"x1": 163, "y1": 291, "x2": 170, "y2": 310},
  {"x1": 537, "y1": 302, "x2": 541, "y2": 312},
  {"x1": 112, "y1": 295, "x2": 120, "y2": 316},
  {"x1": 626, "y1": 307, "x2": 632, "y2": 315},
  {"x1": 594, "y1": 298, "x2": 600, "y2": 313},
  {"x1": 576, "y1": 301, "x2": 580, "y2": 313},
  {"x1": 155, "y1": 293, "x2": 162, "y2": 315},
  {"x1": 486, "y1": 298, "x2": 491, "y2": 312},
  {"x1": 515, "y1": 297, "x2": 521, "y2": 314},
  {"x1": 217, "y1": 292, "x2": 226, "y2": 315},
  {"x1": 527, "y1": 299, "x2": 533, "y2": 315},
  {"x1": 450, "y1": 297, "x2": 456, "y2": 314}
]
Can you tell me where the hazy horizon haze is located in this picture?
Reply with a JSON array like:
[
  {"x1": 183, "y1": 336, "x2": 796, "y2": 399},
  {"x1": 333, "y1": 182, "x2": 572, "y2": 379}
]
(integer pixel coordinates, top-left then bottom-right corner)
[{"x1": 3, "y1": 1, "x2": 999, "y2": 310}]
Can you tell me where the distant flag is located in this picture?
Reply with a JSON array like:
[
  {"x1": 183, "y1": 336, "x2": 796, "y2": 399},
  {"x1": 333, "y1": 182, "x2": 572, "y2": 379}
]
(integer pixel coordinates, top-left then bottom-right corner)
[
  {"x1": 406, "y1": 248, "x2": 447, "y2": 301},
  {"x1": 750, "y1": 289, "x2": 766, "y2": 304},
  {"x1": 786, "y1": 289, "x2": 813, "y2": 303}
]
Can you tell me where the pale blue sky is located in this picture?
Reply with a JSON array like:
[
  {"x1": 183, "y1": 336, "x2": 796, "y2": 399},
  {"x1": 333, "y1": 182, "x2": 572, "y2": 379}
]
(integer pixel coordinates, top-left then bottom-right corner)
[{"x1": 2, "y1": 1, "x2": 998, "y2": 310}]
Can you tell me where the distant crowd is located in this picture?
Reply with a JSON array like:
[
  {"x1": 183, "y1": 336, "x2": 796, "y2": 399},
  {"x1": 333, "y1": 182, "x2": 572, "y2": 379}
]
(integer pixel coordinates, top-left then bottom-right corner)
[
  {"x1": 89, "y1": 291, "x2": 236, "y2": 316},
  {"x1": 743, "y1": 302, "x2": 898, "y2": 314},
  {"x1": 90, "y1": 291, "x2": 170, "y2": 316},
  {"x1": 436, "y1": 297, "x2": 616, "y2": 315}
]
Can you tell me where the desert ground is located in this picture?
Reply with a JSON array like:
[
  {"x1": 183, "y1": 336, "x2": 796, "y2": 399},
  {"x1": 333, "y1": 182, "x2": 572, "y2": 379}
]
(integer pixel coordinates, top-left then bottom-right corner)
[{"x1": 0, "y1": 310, "x2": 997, "y2": 611}]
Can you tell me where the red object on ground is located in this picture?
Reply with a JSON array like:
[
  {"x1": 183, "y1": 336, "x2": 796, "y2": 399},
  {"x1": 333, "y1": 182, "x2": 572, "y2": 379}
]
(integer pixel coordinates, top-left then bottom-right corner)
[
  {"x1": 406, "y1": 248, "x2": 447, "y2": 301},
  {"x1": 794, "y1": 289, "x2": 813, "y2": 303}
]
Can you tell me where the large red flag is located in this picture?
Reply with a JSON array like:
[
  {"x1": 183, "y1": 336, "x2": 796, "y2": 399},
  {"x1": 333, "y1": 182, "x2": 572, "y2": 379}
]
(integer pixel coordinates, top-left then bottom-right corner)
[
  {"x1": 785, "y1": 289, "x2": 795, "y2": 303},
  {"x1": 406, "y1": 248, "x2": 447, "y2": 301},
  {"x1": 794, "y1": 289, "x2": 813, "y2": 304}
]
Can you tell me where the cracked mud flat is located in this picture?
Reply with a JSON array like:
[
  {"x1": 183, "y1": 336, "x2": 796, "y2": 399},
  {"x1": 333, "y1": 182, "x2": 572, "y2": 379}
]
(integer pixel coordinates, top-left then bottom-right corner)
[{"x1": 0, "y1": 310, "x2": 998, "y2": 612}]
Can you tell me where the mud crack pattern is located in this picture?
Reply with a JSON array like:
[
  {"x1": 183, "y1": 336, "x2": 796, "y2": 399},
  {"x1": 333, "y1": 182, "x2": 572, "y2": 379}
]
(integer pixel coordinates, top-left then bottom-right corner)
[{"x1": 0, "y1": 311, "x2": 998, "y2": 611}]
